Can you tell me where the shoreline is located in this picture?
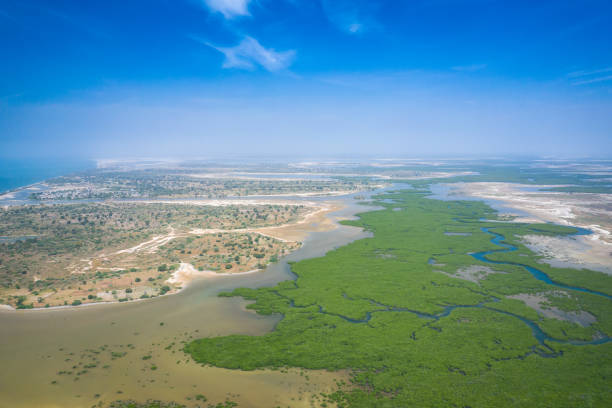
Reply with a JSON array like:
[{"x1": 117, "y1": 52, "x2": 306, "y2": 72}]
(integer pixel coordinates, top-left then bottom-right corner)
[
  {"x1": 0, "y1": 265, "x2": 265, "y2": 313},
  {"x1": 0, "y1": 181, "x2": 45, "y2": 200},
  {"x1": 0, "y1": 199, "x2": 347, "y2": 313},
  {"x1": 165, "y1": 262, "x2": 263, "y2": 286}
]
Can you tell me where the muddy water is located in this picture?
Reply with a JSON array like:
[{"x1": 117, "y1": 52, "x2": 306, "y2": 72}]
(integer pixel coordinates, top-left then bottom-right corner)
[{"x1": 0, "y1": 196, "x2": 381, "y2": 408}]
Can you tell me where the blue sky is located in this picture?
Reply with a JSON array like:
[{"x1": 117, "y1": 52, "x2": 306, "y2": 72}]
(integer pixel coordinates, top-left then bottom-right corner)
[{"x1": 0, "y1": 0, "x2": 611, "y2": 158}]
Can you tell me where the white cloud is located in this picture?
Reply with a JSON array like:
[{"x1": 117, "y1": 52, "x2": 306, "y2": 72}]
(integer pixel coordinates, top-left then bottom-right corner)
[
  {"x1": 348, "y1": 23, "x2": 362, "y2": 33},
  {"x1": 197, "y1": 36, "x2": 295, "y2": 72},
  {"x1": 320, "y1": 0, "x2": 371, "y2": 35},
  {"x1": 203, "y1": 0, "x2": 251, "y2": 19}
]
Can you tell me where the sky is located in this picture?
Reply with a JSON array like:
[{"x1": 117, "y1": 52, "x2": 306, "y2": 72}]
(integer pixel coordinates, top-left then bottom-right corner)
[{"x1": 0, "y1": 0, "x2": 611, "y2": 159}]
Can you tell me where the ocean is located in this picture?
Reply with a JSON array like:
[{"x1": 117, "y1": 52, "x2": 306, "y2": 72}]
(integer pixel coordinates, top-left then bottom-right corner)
[{"x1": 0, "y1": 158, "x2": 95, "y2": 194}]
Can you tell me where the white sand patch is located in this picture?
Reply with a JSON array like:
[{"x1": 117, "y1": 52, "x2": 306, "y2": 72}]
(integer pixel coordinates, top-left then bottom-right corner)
[
  {"x1": 115, "y1": 227, "x2": 180, "y2": 255},
  {"x1": 187, "y1": 227, "x2": 292, "y2": 243},
  {"x1": 165, "y1": 262, "x2": 261, "y2": 287},
  {"x1": 508, "y1": 292, "x2": 597, "y2": 326},
  {"x1": 165, "y1": 263, "x2": 220, "y2": 285},
  {"x1": 587, "y1": 225, "x2": 612, "y2": 243},
  {"x1": 441, "y1": 265, "x2": 505, "y2": 284},
  {"x1": 69, "y1": 259, "x2": 93, "y2": 274},
  {"x1": 522, "y1": 233, "x2": 612, "y2": 275},
  {"x1": 437, "y1": 182, "x2": 578, "y2": 223}
]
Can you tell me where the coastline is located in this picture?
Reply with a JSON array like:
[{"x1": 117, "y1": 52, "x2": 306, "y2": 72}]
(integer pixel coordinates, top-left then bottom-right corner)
[
  {"x1": 0, "y1": 264, "x2": 264, "y2": 313},
  {"x1": 0, "y1": 199, "x2": 347, "y2": 312},
  {"x1": 0, "y1": 158, "x2": 95, "y2": 195}
]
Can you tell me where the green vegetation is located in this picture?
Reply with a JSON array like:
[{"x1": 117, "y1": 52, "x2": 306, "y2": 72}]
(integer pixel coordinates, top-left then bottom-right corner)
[
  {"x1": 186, "y1": 190, "x2": 612, "y2": 407},
  {"x1": 15, "y1": 295, "x2": 33, "y2": 309}
]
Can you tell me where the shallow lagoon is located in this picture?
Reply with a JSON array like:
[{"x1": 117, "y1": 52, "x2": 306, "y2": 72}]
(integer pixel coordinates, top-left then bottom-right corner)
[{"x1": 0, "y1": 192, "x2": 381, "y2": 408}]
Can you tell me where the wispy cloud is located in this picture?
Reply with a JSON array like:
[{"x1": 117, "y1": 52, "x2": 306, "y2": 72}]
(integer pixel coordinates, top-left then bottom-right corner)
[
  {"x1": 567, "y1": 67, "x2": 612, "y2": 86},
  {"x1": 348, "y1": 23, "x2": 362, "y2": 33},
  {"x1": 572, "y1": 75, "x2": 612, "y2": 86},
  {"x1": 192, "y1": 35, "x2": 295, "y2": 72},
  {"x1": 567, "y1": 67, "x2": 612, "y2": 78},
  {"x1": 451, "y1": 64, "x2": 487, "y2": 72},
  {"x1": 203, "y1": 0, "x2": 251, "y2": 19},
  {"x1": 320, "y1": 0, "x2": 375, "y2": 35}
]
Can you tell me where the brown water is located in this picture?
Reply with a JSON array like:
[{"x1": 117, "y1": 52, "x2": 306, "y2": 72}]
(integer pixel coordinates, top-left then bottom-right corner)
[{"x1": 0, "y1": 197, "x2": 379, "y2": 408}]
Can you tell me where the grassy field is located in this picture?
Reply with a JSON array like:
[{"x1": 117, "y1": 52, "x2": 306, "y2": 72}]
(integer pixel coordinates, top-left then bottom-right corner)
[{"x1": 185, "y1": 190, "x2": 612, "y2": 407}]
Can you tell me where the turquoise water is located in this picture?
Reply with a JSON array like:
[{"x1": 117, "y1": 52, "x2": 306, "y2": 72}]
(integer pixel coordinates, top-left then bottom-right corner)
[{"x1": 0, "y1": 158, "x2": 94, "y2": 193}]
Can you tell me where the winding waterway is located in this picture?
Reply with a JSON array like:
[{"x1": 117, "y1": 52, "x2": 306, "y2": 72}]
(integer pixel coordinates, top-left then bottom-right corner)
[
  {"x1": 472, "y1": 227, "x2": 612, "y2": 300},
  {"x1": 276, "y1": 215, "x2": 611, "y2": 351},
  {"x1": 0, "y1": 191, "x2": 382, "y2": 408},
  {"x1": 1, "y1": 185, "x2": 610, "y2": 408}
]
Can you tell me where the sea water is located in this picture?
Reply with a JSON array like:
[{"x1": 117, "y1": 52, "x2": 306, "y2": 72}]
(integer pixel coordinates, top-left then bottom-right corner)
[{"x1": 0, "y1": 157, "x2": 94, "y2": 194}]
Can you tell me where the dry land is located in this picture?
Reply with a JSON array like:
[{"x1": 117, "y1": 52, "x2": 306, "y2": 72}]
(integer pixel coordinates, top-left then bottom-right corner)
[
  {"x1": 2, "y1": 159, "x2": 611, "y2": 407},
  {"x1": 28, "y1": 168, "x2": 379, "y2": 201},
  {"x1": 0, "y1": 201, "x2": 331, "y2": 309},
  {"x1": 438, "y1": 182, "x2": 612, "y2": 274}
]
